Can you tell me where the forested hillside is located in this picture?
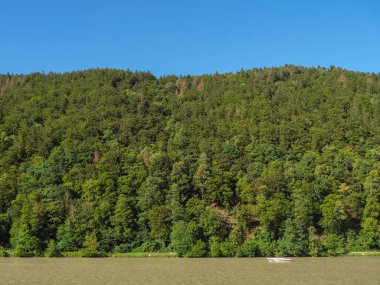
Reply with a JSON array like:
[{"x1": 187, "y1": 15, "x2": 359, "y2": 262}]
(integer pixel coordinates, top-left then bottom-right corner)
[{"x1": 1, "y1": 65, "x2": 380, "y2": 257}]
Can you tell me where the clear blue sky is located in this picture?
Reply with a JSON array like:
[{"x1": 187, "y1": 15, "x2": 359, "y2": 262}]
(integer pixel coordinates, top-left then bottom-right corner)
[{"x1": 1, "y1": 0, "x2": 379, "y2": 76}]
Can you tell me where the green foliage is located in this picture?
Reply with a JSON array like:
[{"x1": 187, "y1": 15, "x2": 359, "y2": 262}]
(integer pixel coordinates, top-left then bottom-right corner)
[
  {"x1": 346, "y1": 230, "x2": 365, "y2": 252},
  {"x1": 0, "y1": 67, "x2": 380, "y2": 257},
  {"x1": 111, "y1": 252, "x2": 177, "y2": 258},
  {"x1": 227, "y1": 225, "x2": 245, "y2": 256},
  {"x1": 278, "y1": 219, "x2": 308, "y2": 256},
  {"x1": 360, "y1": 218, "x2": 380, "y2": 249},
  {"x1": 236, "y1": 239, "x2": 259, "y2": 257},
  {"x1": 185, "y1": 240, "x2": 207, "y2": 258},
  {"x1": 111, "y1": 194, "x2": 136, "y2": 246},
  {"x1": 45, "y1": 239, "x2": 62, "y2": 257},
  {"x1": 11, "y1": 222, "x2": 41, "y2": 257},
  {"x1": 254, "y1": 232, "x2": 276, "y2": 257},
  {"x1": 0, "y1": 247, "x2": 9, "y2": 257},
  {"x1": 320, "y1": 194, "x2": 348, "y2": 234},
  {"x1": 308, "y1": 226, "x2": 322, "y2": 257},
  {"x1": 62, "y1": 251, "x2": 83, "y2": 257},
  {"x1": 80, "y1": 232, "x2": 106, "y2": 257},
  {"x1": 323, "y1": 234, "x2": 346, "y2": 256},
  {"x1": 148, "y1": 205, "x2": 170, "y2": 241},
  {"x1": 254, "y1": 191, "x2": 289, "y2": 234},
  {"x1": 209, "y1": 236, "x2": 222, "y2": 257},
  {"x1": 0, "y1": 213, "x2": 10, "y2": 247},
  {"x1": 170, "y1": 221, "x2": 196, "y2": 257}
]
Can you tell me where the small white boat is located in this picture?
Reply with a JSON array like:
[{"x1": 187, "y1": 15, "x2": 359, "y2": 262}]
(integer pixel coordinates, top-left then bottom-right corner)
[{"x1": 267, "y1": 257, "x2": 292, "y2": 263}]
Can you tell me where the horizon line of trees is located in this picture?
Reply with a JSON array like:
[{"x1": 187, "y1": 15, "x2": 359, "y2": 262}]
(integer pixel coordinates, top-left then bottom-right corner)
[{"x1": 1, "y1": 65, "x2": 380, "y2": 257}]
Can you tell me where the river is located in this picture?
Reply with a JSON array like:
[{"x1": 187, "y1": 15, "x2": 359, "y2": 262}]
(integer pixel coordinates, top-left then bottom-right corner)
[{"x1": 0, "y1": 257, "x2": 379, "y2": 284}]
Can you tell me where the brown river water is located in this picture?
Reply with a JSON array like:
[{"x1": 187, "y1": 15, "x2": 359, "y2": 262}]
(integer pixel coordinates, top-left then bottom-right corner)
[{"x1": 0, "y1": 257, "x2": 379, "y2": 285}]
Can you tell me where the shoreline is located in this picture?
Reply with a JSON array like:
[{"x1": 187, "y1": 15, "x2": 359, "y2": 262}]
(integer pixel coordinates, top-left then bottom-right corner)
[{"x1": 1, "y1": 251, "x2": 380, "y2": 258}]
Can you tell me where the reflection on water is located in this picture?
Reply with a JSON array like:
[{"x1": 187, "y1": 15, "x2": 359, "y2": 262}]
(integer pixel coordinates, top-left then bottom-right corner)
[{"x1": 1, "y1": 257, "x2": 380, "y2": 285}]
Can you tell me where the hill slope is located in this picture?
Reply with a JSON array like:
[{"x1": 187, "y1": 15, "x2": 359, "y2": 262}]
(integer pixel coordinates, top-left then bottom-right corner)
[{"x1": 1, "y1": 66, "x2": 380, "y2": 257}]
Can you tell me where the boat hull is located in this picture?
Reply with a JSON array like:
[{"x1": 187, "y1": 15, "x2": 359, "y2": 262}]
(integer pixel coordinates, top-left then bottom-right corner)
[{"x1": 267, "y1": 258, "x2": 292, "y2": 263}]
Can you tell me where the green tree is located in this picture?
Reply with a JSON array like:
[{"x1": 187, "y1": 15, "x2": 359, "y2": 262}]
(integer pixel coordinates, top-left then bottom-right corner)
[
  {"x1": 45, "y1": 239, "x2": 62, "y2": 257},
  {"x1": 320, "y1": 194, "x2": 348, "y2": 234},
  {"x1": 170, "y1": 221, "x2": 197, "y2": 257},
  {"x1": 111, "y1": 194, "x2": 136, "y2": 247},
  {"x1": 81, "y1": 231, "x2": 105, "y2": 257},
  {"x1": 11, "y1": 221, "x2": 40, "y2": 257},
  {"x1": 278, "y1": 219, "x2": 308, "y2": 256}
]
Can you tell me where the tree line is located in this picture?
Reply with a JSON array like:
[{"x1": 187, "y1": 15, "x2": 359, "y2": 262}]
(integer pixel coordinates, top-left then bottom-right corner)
[{"x1": 0, "y1": 65, "x2": 380, "y2": 257}]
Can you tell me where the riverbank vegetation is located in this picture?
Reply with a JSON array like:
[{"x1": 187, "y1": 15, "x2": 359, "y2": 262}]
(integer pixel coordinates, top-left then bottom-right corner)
[{"x1": 0, "y1": 66, "x2": 380, "y2": 257}]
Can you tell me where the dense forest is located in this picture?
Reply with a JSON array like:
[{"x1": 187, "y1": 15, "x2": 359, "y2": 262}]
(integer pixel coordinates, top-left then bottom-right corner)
[{"x1": 1, "y1": 65, "x2": 380, "y2": 257}]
